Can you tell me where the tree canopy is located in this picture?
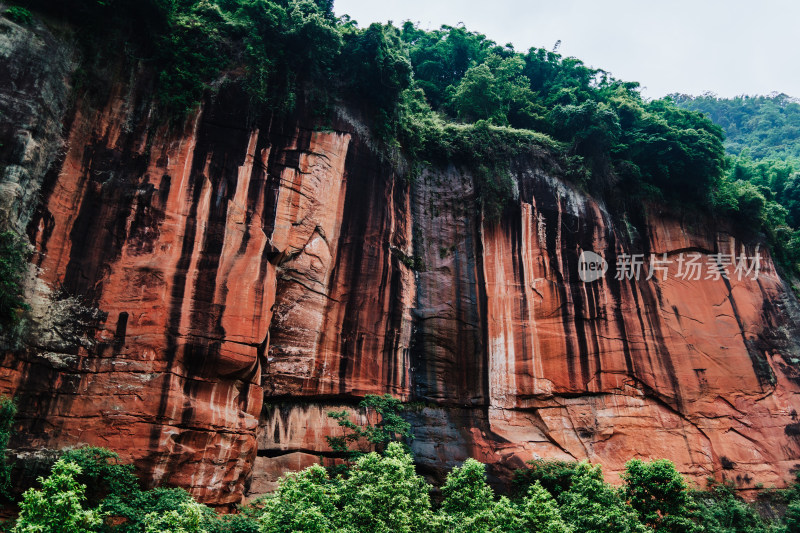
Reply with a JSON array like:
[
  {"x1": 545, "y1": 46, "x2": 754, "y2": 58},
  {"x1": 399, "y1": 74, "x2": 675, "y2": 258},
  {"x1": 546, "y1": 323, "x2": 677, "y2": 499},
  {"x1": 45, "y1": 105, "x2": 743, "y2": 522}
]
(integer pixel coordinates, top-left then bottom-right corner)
[
  {"x1": 673, "y1": 93, "x2": 800, "y2": 162},
  {"x1": 9, "y1": 446, "x2": 800, "y2": 533},
  {"x1": 9, "y1": 0, "x2": 731, "y2": 221},
  {"x1": 674, "y1": 93, "x2": 800, "y2": 275}
]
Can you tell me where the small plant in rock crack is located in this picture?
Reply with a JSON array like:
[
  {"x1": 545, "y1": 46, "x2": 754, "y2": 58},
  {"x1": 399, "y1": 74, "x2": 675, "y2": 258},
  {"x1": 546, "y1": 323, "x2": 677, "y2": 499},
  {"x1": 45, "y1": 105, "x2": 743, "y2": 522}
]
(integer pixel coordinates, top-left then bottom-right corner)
[{"x1": 326, "y1": 394, "x2": 413, "y2": 466}]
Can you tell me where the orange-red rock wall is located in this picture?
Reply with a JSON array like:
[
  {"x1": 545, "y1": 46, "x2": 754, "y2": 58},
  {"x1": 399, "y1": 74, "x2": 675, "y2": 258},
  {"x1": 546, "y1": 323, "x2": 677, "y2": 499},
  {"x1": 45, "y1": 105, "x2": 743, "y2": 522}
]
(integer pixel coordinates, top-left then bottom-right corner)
[{"x1": 0, "y1": 56, "x2": 419, "y2": 503}]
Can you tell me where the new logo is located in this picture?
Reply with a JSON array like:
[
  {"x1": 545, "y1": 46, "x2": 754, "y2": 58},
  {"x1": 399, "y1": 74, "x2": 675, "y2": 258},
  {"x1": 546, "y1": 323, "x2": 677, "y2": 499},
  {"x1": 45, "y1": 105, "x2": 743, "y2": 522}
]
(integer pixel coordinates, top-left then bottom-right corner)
[{"x1": 578, "y1": 250, "x2": 608, "y2": 282}]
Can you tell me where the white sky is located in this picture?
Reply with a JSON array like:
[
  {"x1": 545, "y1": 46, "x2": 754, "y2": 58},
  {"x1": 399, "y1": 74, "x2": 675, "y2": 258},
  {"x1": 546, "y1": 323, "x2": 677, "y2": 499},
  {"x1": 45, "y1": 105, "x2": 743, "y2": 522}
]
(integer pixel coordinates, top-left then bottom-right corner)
[{"x1": 333, "y1": 0, "x2": 800, "y2": 99}]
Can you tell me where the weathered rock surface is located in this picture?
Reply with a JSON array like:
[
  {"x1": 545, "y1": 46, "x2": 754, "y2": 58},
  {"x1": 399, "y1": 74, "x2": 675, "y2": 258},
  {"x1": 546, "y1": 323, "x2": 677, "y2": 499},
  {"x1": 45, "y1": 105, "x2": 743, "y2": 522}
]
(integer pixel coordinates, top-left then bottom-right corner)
[
  {"x1": 1, "y1": 19, "x2": 800, "y2": 508},
  {"x1": 0, "y1": 15, "x2": 75, "y2": 233}
]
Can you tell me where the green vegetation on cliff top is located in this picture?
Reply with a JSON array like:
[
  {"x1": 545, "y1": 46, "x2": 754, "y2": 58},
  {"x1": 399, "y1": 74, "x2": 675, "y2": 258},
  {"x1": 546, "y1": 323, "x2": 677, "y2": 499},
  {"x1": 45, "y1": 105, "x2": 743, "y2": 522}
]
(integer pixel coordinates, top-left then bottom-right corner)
[
  {"x1": 674, "y1": 93, "x2": 800, "y2": 274},
  {"x1": 3, "y1": 0, "x2": 799, "y2": 272},
  {"x1": 7, "y1": 1, "x2": 723, "y2": 204}
]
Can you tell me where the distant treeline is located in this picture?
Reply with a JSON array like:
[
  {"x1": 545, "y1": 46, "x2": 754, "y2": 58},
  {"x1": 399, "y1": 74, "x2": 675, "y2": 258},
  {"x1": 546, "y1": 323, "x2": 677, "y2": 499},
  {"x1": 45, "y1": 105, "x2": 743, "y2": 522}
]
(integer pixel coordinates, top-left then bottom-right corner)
[
  {"x1": 673, "y1": 93, "x2": 800, "y2": 162},
  {"x1": 675, "y1": 93, "x2": 800, "y2": 276}
]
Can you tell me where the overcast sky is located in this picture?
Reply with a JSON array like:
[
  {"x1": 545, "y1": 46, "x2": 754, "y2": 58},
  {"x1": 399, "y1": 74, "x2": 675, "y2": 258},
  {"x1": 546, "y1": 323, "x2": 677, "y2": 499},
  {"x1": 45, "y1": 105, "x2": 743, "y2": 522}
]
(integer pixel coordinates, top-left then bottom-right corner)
[{"x1": 333, "y1": 0, "x2": 799, "y2": 99}]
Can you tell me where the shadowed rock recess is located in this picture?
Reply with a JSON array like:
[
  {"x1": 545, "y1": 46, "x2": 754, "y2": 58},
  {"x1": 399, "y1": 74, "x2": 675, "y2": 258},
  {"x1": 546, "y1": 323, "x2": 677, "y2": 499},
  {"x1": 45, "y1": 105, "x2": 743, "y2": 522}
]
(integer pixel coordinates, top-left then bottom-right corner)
[{"x1": 2, "y1": 18, "x2": 800, "y2": 508}]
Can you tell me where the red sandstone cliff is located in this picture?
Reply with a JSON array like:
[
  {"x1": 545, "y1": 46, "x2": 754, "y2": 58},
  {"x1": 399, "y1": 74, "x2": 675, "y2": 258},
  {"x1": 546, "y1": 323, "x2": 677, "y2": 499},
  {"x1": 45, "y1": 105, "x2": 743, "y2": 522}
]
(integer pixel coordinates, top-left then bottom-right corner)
[{"x1": 2, "y1": 17, "x2": 800, "y2": 507}]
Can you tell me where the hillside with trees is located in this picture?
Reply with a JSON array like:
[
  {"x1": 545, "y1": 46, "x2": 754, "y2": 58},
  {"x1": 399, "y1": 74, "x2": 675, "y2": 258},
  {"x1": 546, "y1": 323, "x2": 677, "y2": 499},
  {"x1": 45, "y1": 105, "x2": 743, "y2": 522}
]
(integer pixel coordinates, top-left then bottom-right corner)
[
  {"x1": 673, "y1": 93, "x2": 800, "y2": 275},
  {"x1": 673, "y1": 93, "x2": 800, "y2": 162},
  {"x1": 10, "y1": 0, "x2": 728, "y2": 209},
  {"x1": 13, "y1": 0, "x2": 788, "y2": 272},
  {"x1": 0, "y1": 0, "x2": 794, "y2": 280}
]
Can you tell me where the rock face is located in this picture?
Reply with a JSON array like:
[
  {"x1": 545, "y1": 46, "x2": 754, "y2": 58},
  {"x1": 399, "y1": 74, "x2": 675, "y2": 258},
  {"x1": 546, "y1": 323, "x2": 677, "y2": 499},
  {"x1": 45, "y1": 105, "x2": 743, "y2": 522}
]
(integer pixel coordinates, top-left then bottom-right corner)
[
  {"x1": 0, "y1": 15, "x2": 75, "y2": 233},
  {"x1": 409, "y1": 167, "x2": 800, "y2": 490},
  {"x1": 2, "y1": 19, "x2": 800, "y2": 507}
]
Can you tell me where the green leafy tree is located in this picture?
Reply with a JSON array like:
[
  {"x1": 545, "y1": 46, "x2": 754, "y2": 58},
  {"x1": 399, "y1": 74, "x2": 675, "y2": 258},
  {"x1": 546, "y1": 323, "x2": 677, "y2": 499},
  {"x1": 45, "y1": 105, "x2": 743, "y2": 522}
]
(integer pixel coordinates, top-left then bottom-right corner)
[
  {"x1": 401, "y1": 23, "x2": 496, "y2": 110},
  {"x1": 259, "y1": 465, "x2": 341, "y2": 533},
  {"x1": 59, "y1": 447, "x2": 139, "y2": 508},
  {"x1": 37, "y1": 446, "x2": 260, "y2": 533},
  {"x1": 612, "y1": 98, "x2": 727, "y2": 205},
  {"x1": 519, "y1": 482, "x2": 572, "y2": 533},
  {"x1": 102, "y1": 487, "x2": 200, "y2": 533},
  {"x1": 259, "y1": 443, "x2": 432, "y2": 533},
  {"x1": 550, "y1": 99, "x2": 620, "y2": 164},
  {"x1": 144, "y1": 501, "x2": 208, "y2": 533},
  {"x1": 732, "y1": 180, "x2": 768, "y2": 223},
  {"x1": 558, "y1": 462, "x2": 651, "y2": 533},
  {"x1": 438, "y1": 459, "x2": 519, "y2": 532},
  {"x1": 326, "y1": 394, "x2": 412, "y2": 458},
  {"x1": 336, "y1": 442, "x2": 432, "y2": 533},
  {"x1": 155, "y1": 2, "x2": 232, "y2": 116},
  {"x1": 232, "y1": 0, "x2": 343, "y2": 113},
  {"x1": 512, "y1": 459, "x2": 580, "y2": 500},
  {"x1": 208, "y1": 512, "x2": 261, "y2": 533},
  {"x1": 449, "y1": 495, "x2": 526, "y2": 533},
  {"x1": 440, "y1": 459, "x2": 495, "y2": 519},
  {"x1": 786, "y1": 500, "x2": 800, "y2": 533},
  {"x1": 449, "y1": 55, "x2": 535, "y2": 127},
  {"x1": 780, "y1": 172, "x2": 800, "y2": 227},
  {"x1": 14, "y1": 459, "x2": 103, "y2": 533},
  {"x1": 438, "y1": 459, "x2": 571, "y2": 533},
  {"x1": 622, "y1": 459, "x2": 700, "y2": 533},
  {"x1": 451, "y1": 63, "x2": 502, "y2": 122},
  {"x1": 339, "y1": 23, "x2": 412, "y2": 116},
  {"x1": 691, "y1": 482, "x2": 771, "y2": 533}
]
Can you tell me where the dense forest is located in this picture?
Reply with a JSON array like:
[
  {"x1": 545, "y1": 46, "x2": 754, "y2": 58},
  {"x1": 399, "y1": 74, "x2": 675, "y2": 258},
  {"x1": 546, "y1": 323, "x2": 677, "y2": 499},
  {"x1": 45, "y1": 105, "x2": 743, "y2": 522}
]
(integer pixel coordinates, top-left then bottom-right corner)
[
  {"x1": 674, "y1": 93, "x2": 800, "y2": 274},
  {"x1": 4, "y1": 395, "x2": 800, "y2": 533},
  {"x1": 3, "y1": 0, "x2": 729, "y2": 215},
  {"x1": 673, "y1": 93, "x2": 800, "y2": 162}
]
